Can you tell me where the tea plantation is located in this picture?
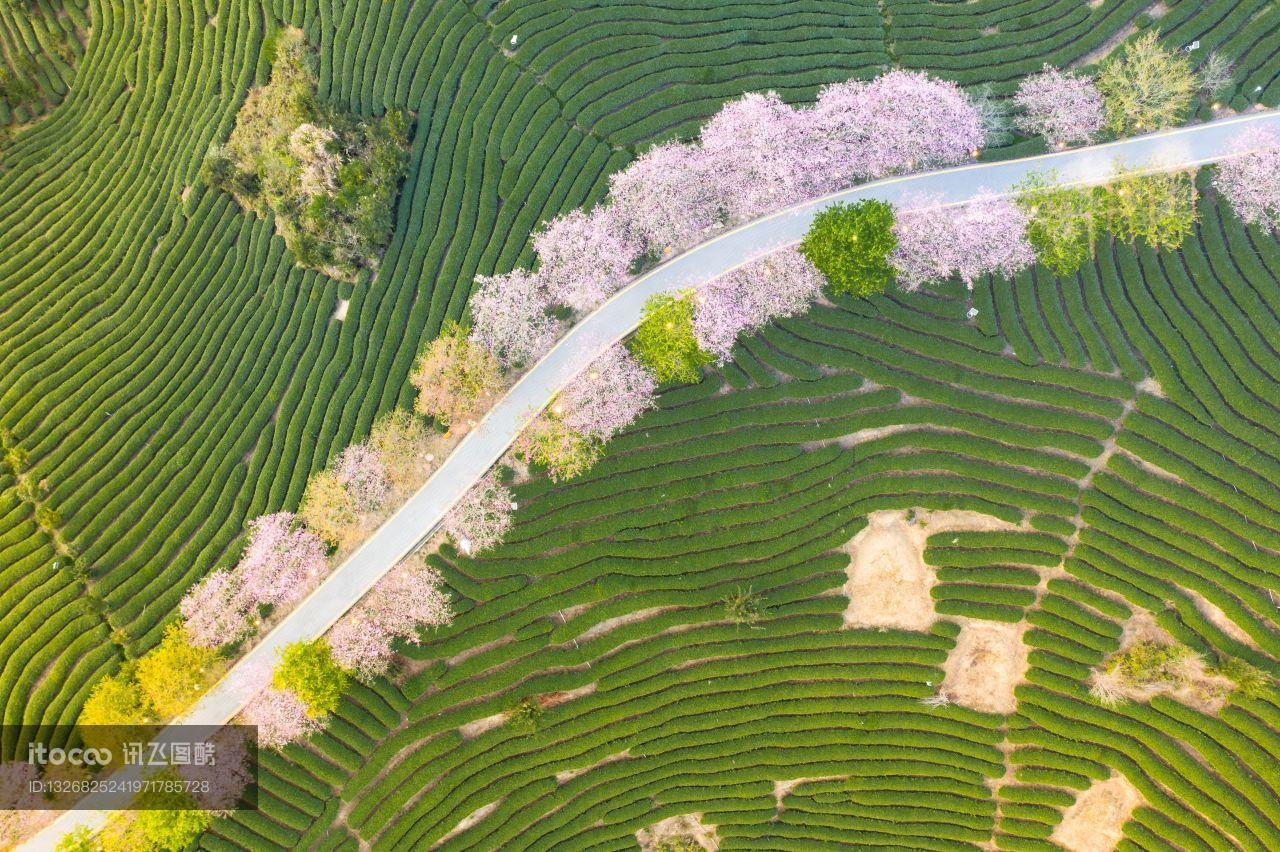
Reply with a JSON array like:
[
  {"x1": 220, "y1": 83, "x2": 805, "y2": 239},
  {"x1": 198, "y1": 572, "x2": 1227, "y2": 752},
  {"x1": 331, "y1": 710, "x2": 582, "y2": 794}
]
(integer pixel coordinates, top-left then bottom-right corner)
[
  {"x1": 195, "y1": 188, "x2": 1280, "y2": 849},
  {"x1": 0, "y1": 0, "x2": 1278, "y2": 848}
]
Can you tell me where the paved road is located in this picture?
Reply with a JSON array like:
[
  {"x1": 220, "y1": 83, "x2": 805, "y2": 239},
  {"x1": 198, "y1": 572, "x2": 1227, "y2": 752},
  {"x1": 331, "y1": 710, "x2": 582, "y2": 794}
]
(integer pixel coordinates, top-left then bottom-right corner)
[{"x1": 23, "y1": 108, "x2": 1280, "y2": 850}]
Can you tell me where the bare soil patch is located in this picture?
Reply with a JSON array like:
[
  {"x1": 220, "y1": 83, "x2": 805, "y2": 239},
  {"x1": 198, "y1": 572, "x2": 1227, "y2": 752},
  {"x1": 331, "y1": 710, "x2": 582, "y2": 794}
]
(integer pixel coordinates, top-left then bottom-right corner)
[
  {"x1": 535, "y1": 681, "x2": 596, "y2": 709},
  {"x1": 1072, "y1": 23, "x2": 1136, "y2": 67},
  {"x1": 555, "y1": 749, "x2": 630, "y2": 784},
  {"x1": 771, "y1": 776, "x2": 845, "y2": 818},
  {"x1": 636, "y1": 813, "x2": 719, "y2": 851},
  {"x1": 1052, "y1": 774, "x2": 1144, "y2": 852},
  {"x1": 458, "y1": 712, "x2": 507, "y2": 740},
  {"x1": 1185, "y1": 589, "x2": 1260, "y2": 650},
  {"x1": 841, "y1": 510, "x2": 1022, "y2": 631},
  {"x1": 1136, "y1": 376, "x2": 1163, "y2": 397},
  {"x1": 941, "y1": 620, "x2": 1029, "y2": 714},
  {"x1": 578, "y1": 606, "x2": 677, "y2": 642},
  {"x1": 334, "y1": 298, "x2": 350, "y2": 321},
  {"x1": 432, "y1": 799, "x2": 502, "y2": 849}
]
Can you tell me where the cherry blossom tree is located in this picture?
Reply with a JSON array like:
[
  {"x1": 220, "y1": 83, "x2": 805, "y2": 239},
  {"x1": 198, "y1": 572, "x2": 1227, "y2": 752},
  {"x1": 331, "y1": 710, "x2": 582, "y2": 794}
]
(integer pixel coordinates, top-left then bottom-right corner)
[
  {"x1": 699, "y1": 91, "x2": 812, "y2": 219},
  {"x1": 443, "y1": 474, "x2": 514, "y2": 556},
  {"x1": 1013, "y1": 65, "x2": 1104, "y2": 147},
  {"x1": 240, "y1": 687, "x2": 321, "y2": 750},
  {"x1": 808, "y1": 71, "x2": 984, "y2": 184},
  {"x1": 1214, "y1": 127, "x2": 1280, "y2": 231},
  {"x1": 334, "y1": 442, "x2": 390, "y2": 511},
  {"x1": 557, "y1": 345, "x2": 657, "y2": 441},
  {"x1": 328, "y1": 559, "x2": 453, "y2": 681},
  {"x1": 180, "y1": 569, "x2": 253, "y2": 648},
  {"x1": 891, "y1": 191, "x2": 1035, "y2": 291},
  {"x1": 533, "y1": 206, "x2": 643, "y2": 312},
  {"x1": 179, "y1": 727, "x2": 253, "y2": 812},
  {"x1": 693, "y1": 249, "x2": 823, "y2": 361},
  {"x1": 469, "y1": 269, "x2": 560, "y2": 368},
  {"x1": 608, "y1": 141, "x2": 721, "y2": 252},
  {"x1": 234, "y1": 512, "x2": 329, "y2": 609}
]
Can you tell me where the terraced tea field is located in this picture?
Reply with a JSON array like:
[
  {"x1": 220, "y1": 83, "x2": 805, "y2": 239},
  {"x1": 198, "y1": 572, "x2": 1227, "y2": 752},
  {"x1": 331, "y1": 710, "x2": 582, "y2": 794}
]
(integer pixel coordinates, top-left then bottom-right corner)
[
  {"x1": 195, "y1": 192, "x2": 1280, "y2": 849},
  {"x1": 2, "y1": 0, "x2": 1280, "y2": 848}
]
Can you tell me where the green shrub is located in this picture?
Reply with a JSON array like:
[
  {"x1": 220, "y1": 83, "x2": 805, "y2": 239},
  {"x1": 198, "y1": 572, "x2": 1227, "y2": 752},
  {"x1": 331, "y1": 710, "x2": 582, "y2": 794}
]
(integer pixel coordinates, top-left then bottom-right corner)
[
  {"x1": 1096, "y1": 169, "x2": 1198, "y2": 250},
  {"x1": 800, "y1": 200, "x2": 897, "y2": 297},
  {"x1": 507, "y1": 697, "x2": 543, "y2": 735}
]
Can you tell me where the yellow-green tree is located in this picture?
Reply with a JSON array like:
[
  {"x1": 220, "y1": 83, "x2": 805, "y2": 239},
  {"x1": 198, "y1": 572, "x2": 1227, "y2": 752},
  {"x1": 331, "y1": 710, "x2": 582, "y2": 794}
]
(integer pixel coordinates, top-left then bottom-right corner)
[
  {"x1": 133, "y1": 624, "x2": 221, "y2": 719},
  {"x1": 1097, "y1": 31, "x2": 1196, "y2": 134}
]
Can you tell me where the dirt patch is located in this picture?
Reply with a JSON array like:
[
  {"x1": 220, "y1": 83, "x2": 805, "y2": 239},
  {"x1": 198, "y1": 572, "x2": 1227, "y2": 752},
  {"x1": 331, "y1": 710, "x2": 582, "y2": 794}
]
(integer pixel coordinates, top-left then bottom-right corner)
[
  {"x1": 771, "y1": 776, "x2": 844, "y2": 818},
  {"x1": 941, "y1": 620, "x2": 1030, "y2": 714},
  {"x1": 555, "y1": 749, "x2": 630, "y2": 784},
  {"x1": 1072, "y1": 23, "x2": 1137, "y2": 68},
  {"x1": 841, "y1": 510, "x2": 1023, "y2": 631},
  {"x1": 1136, "y1": 376, "x2": 1164, "y2": 397},
  {"x1": 432, "y1": 799, "x2": 502, "y2": 849},
  {"x1": 1052, "y1": 775, "x2": 1145, "y2": 852},
  {"x1": 334, "y1": 298, "x2": 350, "y2": 321},
  {"x1": 445, "y1": 634, "x2": 513, "y2": 668},
  {"x1": 1090, "y1": 611, "x2": 1237, "y2": 712},
  {"x1": 636, "y1": 813, "x2": 719, "y2": 852},
  {"x1": 459, "y1": 712, "x2": 507, "y2": 739},
  {"x1": 578, "y1": 606, "x2": 676, "y2": 642},
  {"x1": 535, "y1": 681, "x2": 596, "y2": 709},
  {"x1": 1185, "y1": 589, "x2": 1260, "y2": 650}
]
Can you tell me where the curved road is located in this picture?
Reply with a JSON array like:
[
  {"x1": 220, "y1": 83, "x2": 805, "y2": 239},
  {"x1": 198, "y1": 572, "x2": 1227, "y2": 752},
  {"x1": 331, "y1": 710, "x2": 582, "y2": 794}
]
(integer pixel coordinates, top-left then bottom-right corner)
[{"x1": 24, "y1": 108, "x2": 1280, "y2": 850}]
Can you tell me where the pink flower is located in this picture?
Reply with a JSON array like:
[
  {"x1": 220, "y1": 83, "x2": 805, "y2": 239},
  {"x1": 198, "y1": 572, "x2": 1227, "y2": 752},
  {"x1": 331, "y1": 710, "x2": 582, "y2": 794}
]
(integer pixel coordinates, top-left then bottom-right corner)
[
  {"x1": 328, "y1": 560, "x2": 452, "y2": 681},
  {"x1": 443, "y1": 474, "x2": 514, "y2": 556},
  {"x1": 469, "y1": 268, "x2": 560, "y2": 368},
  {"x1": 1214, "y1": 127, "x2": 1280, "y2": 231},
  {"x1": 808, "y1": 71, "x2": 984, "y2": 184},
  {"x1": 233, "y1": 512, "x2": 329, "y2": 610},
  {"x1": 180, "y1": 569, "x2": 253, "y2": 648},
  {"x1": 1014, "y1": 65, "x2": 1104, "y2": 147},
  {"x1": 700, "y1": 91, "x2": 813, "y2": 219},
  {"x1": 608, "y1": 141, "x2": 722, "y2": 252},
  {"x1": 334, "y1": 442, "x2": 390, "y2": 510},
  {"x1": 693, "y1": 248, "x2": 823, "y2": 361},
  {"x1": 534, "y1": 206, "x2": 643, "y2": 312},
  {"x1": 892, "y1": 191, "x2": 1035, "y2": 290},
  {"x1": 558, "y1": 345, "x2": 657, "y2": 440},
  {"x1": 241, "y1": 687, "x2": 322, "y2": 750}
]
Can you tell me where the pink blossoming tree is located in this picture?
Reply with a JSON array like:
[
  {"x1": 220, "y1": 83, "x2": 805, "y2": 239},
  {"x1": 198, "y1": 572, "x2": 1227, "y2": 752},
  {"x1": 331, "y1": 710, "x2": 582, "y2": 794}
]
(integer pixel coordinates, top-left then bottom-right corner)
[
  {"x1": 180, "y1": 569, "x2": 253, "y2": 649},
  {"x1": 808, "y1": 71, "x2": 984, "y2": 184},
  {"x1": 1013, "y1": 65, "x2": 1105, "y2": 147},
  {"x1": 241, "y1": 686, "x2": 321, "y2": 750},
  {"x1": 234, "y1": 512, "x2": 330, "y2": 609},
  {"x1": 334, "y1": 442, "x2": 390, "y2": 511},
  {"x1": 608, "y1": 141, "x2": 722, "y2": 252},
  {"x1": 891, "y1": 191, "x2": 1035, "y2": 291},
  {"x1": 693, "y1": 248, "x2": 823, "y2": 361},
  {"x1": 1214, "y1": 127, "x2": 1280, "y2": 231},
  {"x1": 700, "y1": 91, "x2": 812, "y2": 219},
  {"x1": 534, "y1": 206, "x2": 643, "y2": 312},
  {"x1": 443, "y1": 474, "x2": 514, "y2": 556},
  {"x1": 328, "y1": 559, "x2": 453, "y2": 681},
  {"x1": 469, "y1": 268, "x2": 560, "y2": 368},
  {"x1": 557, "y1": 345, "x2": 657, "y2": 441}
]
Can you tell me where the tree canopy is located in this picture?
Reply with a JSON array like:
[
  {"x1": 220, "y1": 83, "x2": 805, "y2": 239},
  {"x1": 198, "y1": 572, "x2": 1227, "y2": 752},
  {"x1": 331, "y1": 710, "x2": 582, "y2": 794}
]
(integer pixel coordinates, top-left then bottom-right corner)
[
  {"x1": 799, "y1": 200, "x2": 897, "y2": 297},
  {"x1": 629, "y1": 292, "x2": 711, "y2": 384}
]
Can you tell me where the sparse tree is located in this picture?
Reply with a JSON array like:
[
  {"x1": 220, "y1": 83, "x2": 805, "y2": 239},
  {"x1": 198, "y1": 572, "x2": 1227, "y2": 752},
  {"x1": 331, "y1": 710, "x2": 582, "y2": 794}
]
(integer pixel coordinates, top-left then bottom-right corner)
[
  {"x1": 333, "y1": 442, "x2": 390, "y2": 511},
  {"x1": 1096, "y1": 31, "x2": 1196, "y2": 134},
  {"x1": 1198, "y1": 52, "x2": 1234, "y2": 99},
  {"x1": 411, "y1": 321, "x2": 504, "y2": 429},
  {"x1": 517, "y1": 414, "x2": 601, "y2": 482},
  {"x1": 368, "y1": 409, "x2": 436, "y2": 493}
]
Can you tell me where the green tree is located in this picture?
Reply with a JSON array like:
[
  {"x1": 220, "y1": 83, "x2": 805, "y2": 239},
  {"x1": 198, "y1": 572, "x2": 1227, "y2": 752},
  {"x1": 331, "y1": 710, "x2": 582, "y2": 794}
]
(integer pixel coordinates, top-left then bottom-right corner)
[
  {"x1": 1096, "y1": 169, "x2": 1198, "y2": 250},
  {"x1": 133, "y1": 770, "x2": 214, "y2": 851},
  {"x1": 519, "y1": 414, "x2": 601, "y2": 482},
  {"x1": 799, "y1": 200, "x2": 897, "y2": 297},
  {"x1": 1097, "y1": 31, "x2": 1196, "y2": 134},
  {"x1": 723, "y1": 587, "x2": 766, "y2": 626},
  {"x1": 78, "y1": 663, "x2": 155, "y2": 753},
  {"x1": 134, "y1": 623, "x2": 221, "y2": 719},
  {"x1": 629, "y1": 292, "x2": 711, "y2": 384},
  {"x1": 507, "y1": 697, "x2": 543, "y2": 735},
  {"x1": 1016, "y1": 172, "x2": 1101, "y2": 276},
  {"x1": 274, "y1": 638, "x2": 349, "y2": 717}
]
